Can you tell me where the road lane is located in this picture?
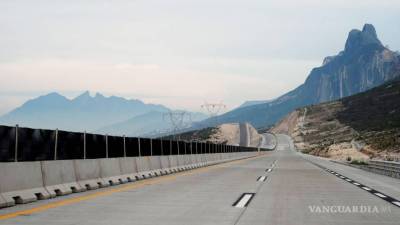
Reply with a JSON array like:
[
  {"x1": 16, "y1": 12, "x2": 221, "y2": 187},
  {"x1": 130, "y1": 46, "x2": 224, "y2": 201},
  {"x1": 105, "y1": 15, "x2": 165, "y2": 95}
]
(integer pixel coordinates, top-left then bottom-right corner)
[{"x1": 237, "y1": 134, "x2": 400, "y2": 225}]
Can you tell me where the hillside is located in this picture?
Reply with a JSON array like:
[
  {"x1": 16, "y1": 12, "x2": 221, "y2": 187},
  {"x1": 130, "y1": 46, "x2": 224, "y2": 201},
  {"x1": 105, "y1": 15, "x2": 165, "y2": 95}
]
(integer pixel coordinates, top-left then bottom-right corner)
[
  {"x1": 196, "y1": 24, "x2": 400, "y2": 129},
  {"x1": 272, "y1": 79, "x2": 400, "y2": 161}
]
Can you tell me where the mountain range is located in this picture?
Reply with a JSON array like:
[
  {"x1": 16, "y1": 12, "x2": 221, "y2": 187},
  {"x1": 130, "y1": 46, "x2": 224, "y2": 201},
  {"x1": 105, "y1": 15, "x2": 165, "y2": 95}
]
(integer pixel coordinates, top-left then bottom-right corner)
[
  {"x1": 0, "y1": 91, "x2": 206, "y2": 136},
  {"x1": 195, "y1": 24, "x2": 400, "y2": 129}
]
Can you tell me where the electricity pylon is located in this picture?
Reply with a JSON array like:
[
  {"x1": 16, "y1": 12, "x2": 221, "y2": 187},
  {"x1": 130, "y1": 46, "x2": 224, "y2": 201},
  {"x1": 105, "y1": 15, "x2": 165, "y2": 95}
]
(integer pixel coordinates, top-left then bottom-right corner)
[
  {"x1": 163, "y1": 111, "x2": 192, "y2": 140},
  {"x1": 201, "y1": 102, "x2": 226, "y2": 125}
]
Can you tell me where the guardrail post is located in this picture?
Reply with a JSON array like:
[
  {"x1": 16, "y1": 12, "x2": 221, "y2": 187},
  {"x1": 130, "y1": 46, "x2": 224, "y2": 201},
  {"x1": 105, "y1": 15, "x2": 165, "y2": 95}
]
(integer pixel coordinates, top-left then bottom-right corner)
[
  {"x1": 170, "y1": 139, "x2": 172, "y2": 155},
  {"x1": 150, "y1": 138, "x2": 153, "y2": 156},
  {"x1": 123, "y1": 135, "x2": 126, "y2": 157},
  {"x1": 105, "y1": 134, "x2": 109, "y2": 158},
  {"x1": 160, "y1": 137, "x2": 163, "y2": 156},
  {"x1": 54, "y1": 129, "x2": 58, "y2": 160},
  {"x1": 184, "y1": 141, "x2": 187, "y2": 154},
  {"x1": 14, "y1": 124, "x2": 18, "y2": 162},
  {"x1": 138, "y1": 138, "x2": 141, "y2": 157},
  {"x1": 83, "y1": 131, "x2": 86, "y2": 160},
  {"x1": 177, "y1": 141, "x2": 180, "y2": 155}
]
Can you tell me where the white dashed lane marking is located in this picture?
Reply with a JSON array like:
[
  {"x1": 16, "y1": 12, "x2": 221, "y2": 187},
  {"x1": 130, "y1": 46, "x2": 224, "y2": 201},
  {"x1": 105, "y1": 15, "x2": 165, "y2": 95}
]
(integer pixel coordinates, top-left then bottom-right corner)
[
  {"x1": 233, "y1": 193, "x2": 255, "y2": 208},
  {"x1": 362, "y1": 187, "x2": 372, "y2": 191},
  {"x1": 257, "y1": 176, "x2": 267, "y2": 182},
  {"x1": 393, "y1": 201, "x2": 400, "y2": 207},
  {"x1": 374, "y1": 193, "x2": 387, "y2": 198}
]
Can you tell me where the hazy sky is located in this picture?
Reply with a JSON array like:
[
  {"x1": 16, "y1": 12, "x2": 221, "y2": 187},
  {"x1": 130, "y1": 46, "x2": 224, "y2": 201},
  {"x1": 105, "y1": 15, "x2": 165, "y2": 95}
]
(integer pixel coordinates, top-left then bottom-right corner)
[{"x1": 0, "y1": 0, "x2": 399, "y2": 115}]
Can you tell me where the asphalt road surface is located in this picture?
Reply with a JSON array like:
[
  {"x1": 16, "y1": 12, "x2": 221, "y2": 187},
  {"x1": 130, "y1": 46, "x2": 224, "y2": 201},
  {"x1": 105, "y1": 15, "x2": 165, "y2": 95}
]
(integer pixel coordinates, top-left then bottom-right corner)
[{"x1": 1, "y1": 134, "x2": 399, "y2": 225}]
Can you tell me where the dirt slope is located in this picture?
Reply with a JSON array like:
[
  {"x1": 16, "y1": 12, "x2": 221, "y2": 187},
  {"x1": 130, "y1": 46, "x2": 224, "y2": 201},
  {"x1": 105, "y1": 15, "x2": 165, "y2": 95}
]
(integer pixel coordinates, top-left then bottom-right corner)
[{"x1": 272, "y1": 79, "x2": 400, "y2": 161}]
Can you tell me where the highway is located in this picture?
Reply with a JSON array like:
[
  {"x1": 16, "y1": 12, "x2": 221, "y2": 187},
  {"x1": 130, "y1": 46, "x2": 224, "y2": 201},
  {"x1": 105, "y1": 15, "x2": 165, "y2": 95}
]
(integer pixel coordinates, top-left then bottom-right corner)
[{"x1": 0, "y1": 134, "x2": 399, "y2": 224}]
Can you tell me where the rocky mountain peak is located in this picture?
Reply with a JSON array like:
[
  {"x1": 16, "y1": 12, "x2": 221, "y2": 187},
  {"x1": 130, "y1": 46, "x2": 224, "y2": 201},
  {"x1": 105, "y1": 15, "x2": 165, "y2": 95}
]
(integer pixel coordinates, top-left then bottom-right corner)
[{"x1": 344, "y1": 23, "x2": 382, "y2": 53}]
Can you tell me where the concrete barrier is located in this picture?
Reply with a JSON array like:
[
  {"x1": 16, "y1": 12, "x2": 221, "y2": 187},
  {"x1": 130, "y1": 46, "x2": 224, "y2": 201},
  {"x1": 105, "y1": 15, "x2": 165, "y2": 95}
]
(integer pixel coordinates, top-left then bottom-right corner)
[
  {"x1": 74, "y1": 159, "x2": 109, "y2": 190},
  {"x1": 41, "y1": 160, "x2": 84, "y2": 197},
  {"x1": 160, "y1": 156, "x2": 170, "y2": 174},
  {"x1": 149, "y1": 156, "x2": 163, "y2": 176},
  {"x1": 168, "y1": 155, "x2": 179, "y2": 173},
  {"x1": 176, "y1": 155, "x2": 186, "y2": 171},
  {"x1": 0, "y1": 151, "x2": 261, "y2": 209},
  {"x1": 136, "y1": 157, "x2": 154, "y2": 178},
  {"x1": 0, "y1": 161, "x2": 51, "y2": 207},
  {"x1": 195, "y1": 155, "x2": 202, "y2": 167},
  {"x1": 99, "y1": 158, "x2": 125, "y2": 185},
  {"x1": 190, "y1": 155, "x2": 198, "y2": 168},
  {"x1": 184, "y1": 155, "x2": 192, "y2": 169},
  {"x1": 119, "y1": 157, "x2": 138, "y2": 182},
  {"x1": 0, "y1": 194, "x2": 6, "y2": 208}
]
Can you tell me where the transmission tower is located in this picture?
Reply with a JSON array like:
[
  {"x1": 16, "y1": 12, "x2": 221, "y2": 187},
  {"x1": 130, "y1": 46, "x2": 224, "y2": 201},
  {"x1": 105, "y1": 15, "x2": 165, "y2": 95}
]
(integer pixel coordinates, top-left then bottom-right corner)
[
  {"x1": 201, "y1": 102, "x2": 226, "y2": 118},
  {"x1": 163, "y1": 111, "x2": 192, "y2": 140}
]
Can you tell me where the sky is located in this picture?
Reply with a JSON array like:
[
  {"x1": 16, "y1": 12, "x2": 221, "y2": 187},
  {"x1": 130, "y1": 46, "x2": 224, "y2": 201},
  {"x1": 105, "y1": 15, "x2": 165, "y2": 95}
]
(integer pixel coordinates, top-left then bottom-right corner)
[{"x1": 0, "y1": 0, "x2": 399, "y2": 115}]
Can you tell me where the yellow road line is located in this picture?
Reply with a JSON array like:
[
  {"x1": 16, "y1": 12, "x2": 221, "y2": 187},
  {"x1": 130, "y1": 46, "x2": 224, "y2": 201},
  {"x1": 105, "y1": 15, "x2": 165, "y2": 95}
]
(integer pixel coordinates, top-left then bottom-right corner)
[{"x1": 0, "y1": 154, "x2": 266, "y2": 221}]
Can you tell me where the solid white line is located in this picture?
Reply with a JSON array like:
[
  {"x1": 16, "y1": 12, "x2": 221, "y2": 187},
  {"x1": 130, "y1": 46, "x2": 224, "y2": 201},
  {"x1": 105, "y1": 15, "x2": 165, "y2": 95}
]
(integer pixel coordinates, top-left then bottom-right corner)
[
  {"x1": 362, "y1": 187, "x2": 372, "y2": 191},
  {"x1": 392, "y1": 201, "x2": 400, "y2": 207},
  {"x1": 374, "y1": 193, "x2": 387, "y2": 198},
  {"x1": 235, "y1": 194, "x2": 253, "y2": 208}
]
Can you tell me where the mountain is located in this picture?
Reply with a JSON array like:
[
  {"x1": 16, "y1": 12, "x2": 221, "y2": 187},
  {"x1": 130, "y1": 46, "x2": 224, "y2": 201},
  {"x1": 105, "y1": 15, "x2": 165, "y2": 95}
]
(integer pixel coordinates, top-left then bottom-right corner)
[
  {"x1": 272, "y1": 78, "x2": 400, "y2": 161},
  {"x1": 97, "y1": 111, "x2": 207, "y2": 137},
  {"x1": 238, "y1": 99, "x2": 273, "y2": 109},
  {"x1": 0, "y1": 91, "x2": 169, "y2": 132},
  {"x1": 196, "y1": 24, "x2": 400, "y2": 129}
]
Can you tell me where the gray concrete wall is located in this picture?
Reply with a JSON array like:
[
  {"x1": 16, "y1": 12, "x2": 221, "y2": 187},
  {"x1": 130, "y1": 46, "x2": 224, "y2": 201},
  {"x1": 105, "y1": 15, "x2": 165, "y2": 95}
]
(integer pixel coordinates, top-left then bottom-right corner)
[
  {"x1": 0, "y1": 161, "x2": 51, "y2": 206},
  {"x1": 41, "y1": 160, "x2": 83, "y2": 196},
  {"x1": 0, "y1": 152, "x2": 259, "y2": 208}
]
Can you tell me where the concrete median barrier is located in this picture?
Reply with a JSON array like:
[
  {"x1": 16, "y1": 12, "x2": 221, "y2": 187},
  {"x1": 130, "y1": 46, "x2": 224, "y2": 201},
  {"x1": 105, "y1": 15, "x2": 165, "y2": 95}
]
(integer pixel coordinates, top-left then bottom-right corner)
[
  {"x1": 41, "y1": 160, "x2": 84, "y2": 197},
  {"x1": 0, "y1": 161, "x2": 51, "y2": 207},
  {"x1": 176, "y1": 155, "x2": 186, "y2": 171},
  {"x1": 168, "y1": 155, "x2": 179, "y2": 173},
  {"x1": 119, "y1": 157, "x2": 138, "y2": 182},
  {"x1": 190, "y1": 155, "x2": 198, "y2": 168},
  {"x1": 149, "y1": 156, "x2": 163, "y2": 176},
  {"x1": 160, "y1": 156, "x2": 170, "y2": 174},
  {"x1": 74, "y1": 159, "x2": 109, "y2": 190},
  {"x1": 184, "y1": 155, "x2": 192, "y2": 169},
  {"x1": 99, "y1": 158, "x2": 125, "y2": 185},
  {"x1": 0, "y1": 194, "x2": 6, "y2": 208},
  {"x1": 136, "y1": 157, "x2": 153, "y2": 178}
]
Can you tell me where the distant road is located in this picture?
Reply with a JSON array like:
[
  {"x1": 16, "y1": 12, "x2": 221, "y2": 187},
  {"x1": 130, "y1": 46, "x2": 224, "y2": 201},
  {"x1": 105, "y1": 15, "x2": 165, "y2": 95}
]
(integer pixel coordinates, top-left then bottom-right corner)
[
  {"x1": 1, "y1": 134, "x2": 399, "y2": 225},
  {"x1": 259, "y1": 132, "x2": 277, "y2": 149}
]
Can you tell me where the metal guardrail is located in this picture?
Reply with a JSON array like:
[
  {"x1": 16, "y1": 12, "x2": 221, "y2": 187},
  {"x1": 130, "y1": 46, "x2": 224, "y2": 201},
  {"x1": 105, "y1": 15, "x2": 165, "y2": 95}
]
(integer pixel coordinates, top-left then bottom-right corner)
[
  {"x1": 330, "y1": 159, "x2": 400, "y2": 179},
  {"x1": 361, "y1": 160, "x2": 400, "y2": 179}
]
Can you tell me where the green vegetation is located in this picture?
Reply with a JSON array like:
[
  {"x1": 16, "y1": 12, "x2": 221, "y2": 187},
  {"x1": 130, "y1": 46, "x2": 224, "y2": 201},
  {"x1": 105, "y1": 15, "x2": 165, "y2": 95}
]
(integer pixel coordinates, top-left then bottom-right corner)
[
  {"x1": 162, "y1": 127, "x2": 218, "y2": 142},
  {"x1": 350, "y1": 159, "x2": 368, "y2": 165}
]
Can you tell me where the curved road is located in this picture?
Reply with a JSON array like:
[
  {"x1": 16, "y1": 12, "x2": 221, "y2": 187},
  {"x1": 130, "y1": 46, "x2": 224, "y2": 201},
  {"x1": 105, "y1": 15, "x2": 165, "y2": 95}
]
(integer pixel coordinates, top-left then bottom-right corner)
[{"x1": 0, "y1": 134, "x2": 399, "y2": 224}]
